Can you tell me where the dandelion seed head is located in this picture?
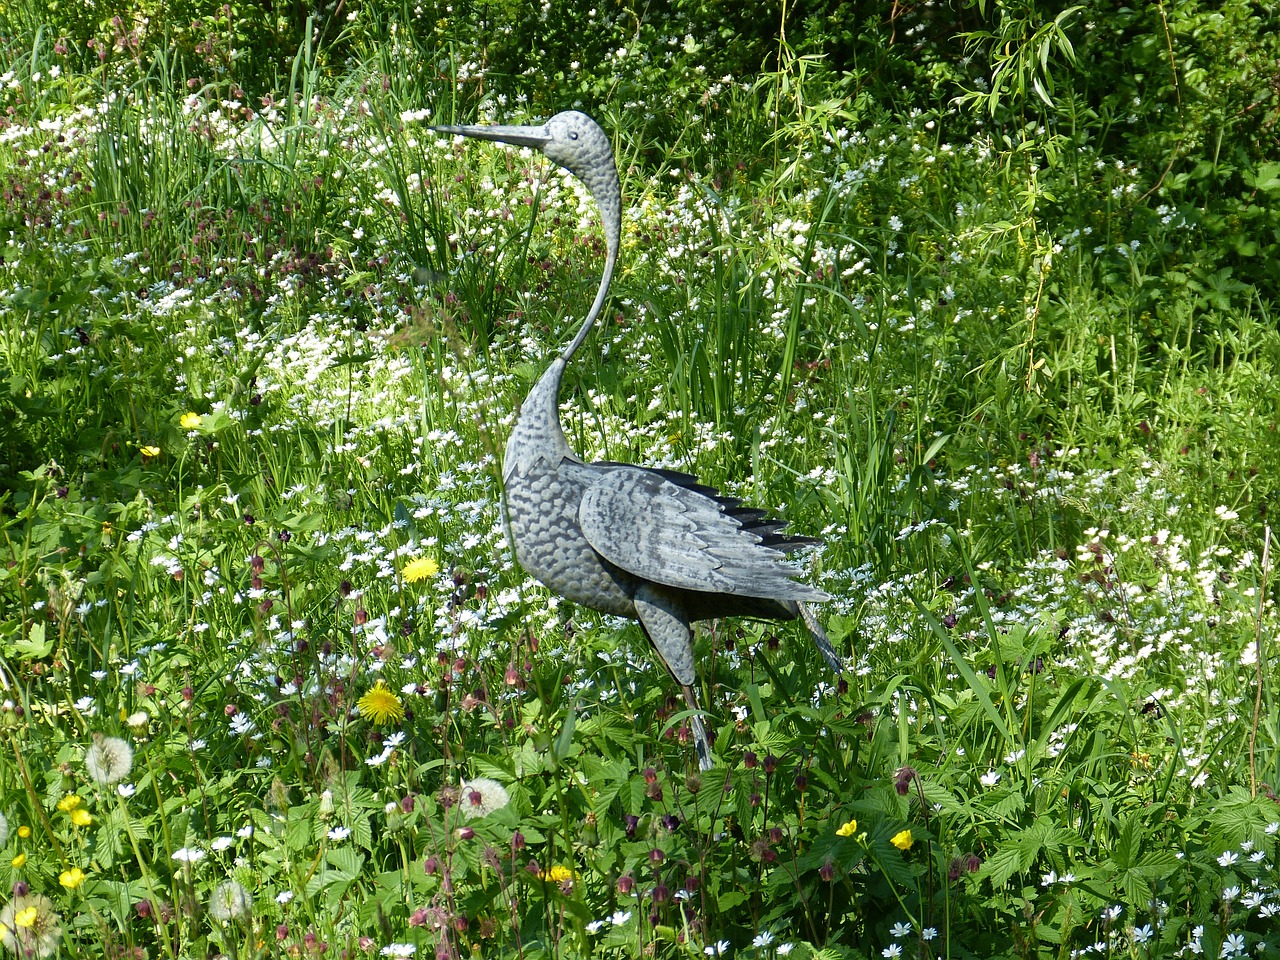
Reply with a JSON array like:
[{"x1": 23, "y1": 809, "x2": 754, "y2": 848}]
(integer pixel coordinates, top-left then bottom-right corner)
[
  {"x1": 85, "y1": 734, "x2": 134, "y2": 786},
  {"x1": 459, "y1": 777, "x2": 510, "y2": 819},
  {"x1": 0, "y1": 894, "x2": 62, "y2": 957},
  {"x1": 208, "y1": 880, "x2": 253, "y2": 922}
]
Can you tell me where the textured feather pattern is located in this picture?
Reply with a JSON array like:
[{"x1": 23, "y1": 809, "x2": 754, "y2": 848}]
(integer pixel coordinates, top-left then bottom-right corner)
[
  {"x1": 579, "y1": 468, "x2": 830, "y2": 602},
  {"x1": 448, "y1": 110, "x2": 839, "y2": 769}
]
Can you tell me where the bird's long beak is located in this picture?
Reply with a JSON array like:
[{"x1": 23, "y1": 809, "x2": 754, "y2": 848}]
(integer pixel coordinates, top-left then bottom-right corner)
[{"x1": 431, "y1": 122, "x2": 550, "y2": 150}]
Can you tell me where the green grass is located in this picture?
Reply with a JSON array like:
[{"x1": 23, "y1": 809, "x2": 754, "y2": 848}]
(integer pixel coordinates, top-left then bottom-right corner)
[{"x1": 2, "y1": 4, "x2": 1280, "y2": 959}]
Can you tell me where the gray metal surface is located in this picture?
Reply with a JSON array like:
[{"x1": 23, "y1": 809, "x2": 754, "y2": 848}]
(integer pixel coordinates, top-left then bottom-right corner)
[{"x1": 436, "y1": 111, "x2": 841, "y2": 769}]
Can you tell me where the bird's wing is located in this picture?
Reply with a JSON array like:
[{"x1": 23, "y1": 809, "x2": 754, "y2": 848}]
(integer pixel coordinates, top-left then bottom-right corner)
[{"x1": 579, "y1": 467, "x2": 828, "y2": 601}]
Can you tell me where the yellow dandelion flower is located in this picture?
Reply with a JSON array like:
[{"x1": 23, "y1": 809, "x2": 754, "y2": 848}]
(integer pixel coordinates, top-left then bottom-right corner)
[
  {"x1": 357, "y1": 682, "x2": 404, "y2": 725},
  {"x1": 835, "y1": 818, "x2": 858, "y2": 838},
  {"x1": 545, "y1": 865, "x2": 575, "y2": 884},
  {"x1": 56, "y1": 795, "x2": 83, "y2": 813},
  {"x1": 890, "y1": 829, "x2": 914, "y2": 851},
  {"x1": 139, "y1": 445, "x2": 161, "y2": 458},
  {"x1": 402, "y1": 556, "x2": 440, "y2": 583},
  {"x1": 180, "y1": 412, "x2": 202, "y2": 430},
  {"x1": 11, "y1": 853, "x2": 26, "y2": 868},
  {"x1": 59, "y1": 867, "x2": 85, "y2": 890},
  {"x1": 70, "y1": 808, "x2": 93, "y2": 827}
]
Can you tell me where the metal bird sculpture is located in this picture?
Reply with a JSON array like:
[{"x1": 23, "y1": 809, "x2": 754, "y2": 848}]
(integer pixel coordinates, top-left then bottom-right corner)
[{"x1": 435, "y1": 111, "x2": 840, "y2": 769}]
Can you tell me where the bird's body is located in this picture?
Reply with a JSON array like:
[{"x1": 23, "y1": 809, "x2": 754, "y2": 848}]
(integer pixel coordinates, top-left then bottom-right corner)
[{"x1": 436, "y1": 111, "x2": 840, "y2": 768}]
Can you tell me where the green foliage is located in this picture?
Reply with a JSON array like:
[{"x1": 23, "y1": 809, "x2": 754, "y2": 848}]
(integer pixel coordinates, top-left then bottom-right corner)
[{"x1": 1, "y1": 1, "x2": 1280, "y2": 958}]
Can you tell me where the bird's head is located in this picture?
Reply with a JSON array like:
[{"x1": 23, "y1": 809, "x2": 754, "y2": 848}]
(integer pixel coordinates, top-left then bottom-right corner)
[{"x1": 433, "y1": 110, "x2": 620, "y2": 254}]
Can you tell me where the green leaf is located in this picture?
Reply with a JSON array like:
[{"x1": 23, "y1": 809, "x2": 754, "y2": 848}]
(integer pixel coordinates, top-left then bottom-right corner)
[
  {"x1": 983, "y1": 846, "x2": 1023, "y2": 890},
  {"x1": 13, "y1": 622, "x2": 52, "y2": 659}
]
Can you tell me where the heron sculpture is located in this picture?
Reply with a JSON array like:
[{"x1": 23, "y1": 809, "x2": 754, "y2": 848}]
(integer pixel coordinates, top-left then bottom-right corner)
[{"x1": 434, "y1": 111, "x2": 840, "y2": 769}]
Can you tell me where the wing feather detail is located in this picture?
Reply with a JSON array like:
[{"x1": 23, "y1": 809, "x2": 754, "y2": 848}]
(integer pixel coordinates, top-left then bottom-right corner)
[{"x1": 579, "y1": 467, "x2": 828, "y2": 601}]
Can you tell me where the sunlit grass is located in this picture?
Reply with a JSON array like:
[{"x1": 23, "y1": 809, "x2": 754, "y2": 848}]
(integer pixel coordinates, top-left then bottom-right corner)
[{"x1": 1, "y1": 8, "x2": 1279, "y2": 960}]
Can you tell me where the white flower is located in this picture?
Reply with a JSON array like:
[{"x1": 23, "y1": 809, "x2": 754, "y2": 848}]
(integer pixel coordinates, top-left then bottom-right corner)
[
  {"x1": 752, "y1": 932, "x2": 775, "y2": 948},
  {"x1": 922, "y1": 928, "x2": 937, "y2": 941},
  {"x1": 980, "y1": 769, "x2": 1001, "y2": 787},
  {"x1": 117, "y1": 783, "x2": 136, "y2": 798},
  {"x1": 328, "y1": 826, "x2": 351, "y2": 841},
  {"x1": 276, "y1": 891, "x2": 294, "y2": 904},
  {"x1": 1217, "y1": 851, "x2": 1238, "y2": 867},
  {"x1": 609, "y1": 911, "x2": 631, "y2": 926},
  {"x1": 586, "y1": 920, "x2": 605, "y2": 934},
  {"x1": 365, "y1": 747, "x2": 393, "y2": 766},
  {"x1": 777, "y1": 947, "x2": 794, "y2": 957},
  {"x1": 381, "y1": 946, "x2": 416, "y2": 958},
  {"x1": 211, "y1": 836, "x2": 234, "y2": 852},
  {"x1": 1222, "y1": 933, "x2": 1245, "y2": 957},
  {"x1": 883, "y1": 946, "x2": 902, "y2": 959},
  {"x1": 1132, "y1": 925, "x2": 1153, "y2": 945},
  {"x1": 704, "y1": 941, "x2": 730, "y2": 957},
  {"x1": 890, "y1": 921, "x2": 912, "y2": 938},
  {"x1": 172, "y1": 847, "x2": 205, "y2": 863}
]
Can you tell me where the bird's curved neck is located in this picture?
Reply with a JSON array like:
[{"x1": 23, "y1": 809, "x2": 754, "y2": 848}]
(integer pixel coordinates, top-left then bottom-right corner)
[
  {"x1": 560, "y1": 242, "x2": 617, "y2": 363},
  {"x1": 503, "y1": 243, "x2": 617, "y2": 481}
]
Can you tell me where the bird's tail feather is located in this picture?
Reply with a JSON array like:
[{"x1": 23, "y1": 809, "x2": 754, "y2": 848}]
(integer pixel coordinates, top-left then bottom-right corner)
[{"x1": 799, "y1": 601, "x2": 843, "y2": 673}]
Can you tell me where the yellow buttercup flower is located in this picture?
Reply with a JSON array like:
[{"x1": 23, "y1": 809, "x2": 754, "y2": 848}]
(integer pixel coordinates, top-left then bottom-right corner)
[
  {"x1": 180, "y1": 412, "x2": 202, "y2": 430},
  {"x1": 402, "y1": 556, "x2": 439, "y2": 583},
  {"x1": 57, "y1": 795, "x2": 83, "y2": 812},
  {"x1": 835, "y1": 818, "x2": 858, "y2": 838},
  {"x1": 70, "y1": 808, "x2": 93, "y2": 827},
  {"x1": 17, "y1": 825, "x2": 30, "y2": 839},
  {"x1": 890, "y1": 829, "x2": 914, "y2": 851},
  {"x1": 357, "y1": 682, "x2": 404, "y2": 725},
  {"x1": 139, "y1": 445, "x2": 161, "y2": 457},
  {"x1": 11, "y1": 853, "x2": 26, "y2": 868},
  {"x1": 544, "y1": 865, "x2": 575, "y2": 883},
  {"x1": 59, "y1": 868, "x2": 85, "y2": 890},
  {"x1": 14, "y1": 906, "x2": 37, "y2": 928}
]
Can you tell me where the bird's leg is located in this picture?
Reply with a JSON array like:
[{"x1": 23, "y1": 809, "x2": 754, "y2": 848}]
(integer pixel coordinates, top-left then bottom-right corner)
[
  {"x1": 633, "y1": 585, "x2": 712, "y2": 770},
  {"x1": 799, "y1": 601, "x2": 844, "y2": 674}
]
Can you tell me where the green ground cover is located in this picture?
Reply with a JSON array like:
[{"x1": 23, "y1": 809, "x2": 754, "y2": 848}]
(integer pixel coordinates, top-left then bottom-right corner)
[{"x1": 2, "y1": 1, "x2": 1280, "y2": 957}]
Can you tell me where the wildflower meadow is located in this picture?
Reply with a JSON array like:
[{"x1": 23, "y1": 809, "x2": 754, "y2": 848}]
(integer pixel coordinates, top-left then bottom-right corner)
[{"x1": 2, "y1": 1, "x2": 1280, "y2": 958}]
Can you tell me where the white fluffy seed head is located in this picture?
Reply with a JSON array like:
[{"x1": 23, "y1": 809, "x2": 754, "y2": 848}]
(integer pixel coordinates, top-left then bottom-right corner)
[
  {"x1": 459, "y1": 777, "x2": 510, "y2": 819},
  {"x1": 208, "y1": 880, "x2": 253, "y2": 922},
  {"x1": 85, "y1": 734, "x2": 134, "y2": 786}
]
